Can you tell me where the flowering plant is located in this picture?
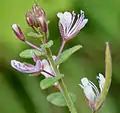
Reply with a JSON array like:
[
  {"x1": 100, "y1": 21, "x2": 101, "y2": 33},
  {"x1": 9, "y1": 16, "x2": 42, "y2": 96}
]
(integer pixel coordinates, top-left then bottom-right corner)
[{"x1": 11, "y1": 3, "x2": 112, "y2": 113}]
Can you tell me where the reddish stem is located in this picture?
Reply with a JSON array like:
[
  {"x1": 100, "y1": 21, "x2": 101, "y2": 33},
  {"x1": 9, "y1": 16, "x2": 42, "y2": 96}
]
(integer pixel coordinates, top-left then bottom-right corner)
[
  {"x1": 25, "y1": 40, "x2": 45, "y2": 52},
  {"x1": 58, "y1": 40, "x2": 66, "y2": 56}
]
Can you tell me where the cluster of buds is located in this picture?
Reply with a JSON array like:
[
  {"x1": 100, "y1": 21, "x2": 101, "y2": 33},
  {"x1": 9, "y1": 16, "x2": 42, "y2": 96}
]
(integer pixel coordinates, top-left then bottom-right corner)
[{"x1": 26, "y1": 4, "x2": 47, "y2": 33}]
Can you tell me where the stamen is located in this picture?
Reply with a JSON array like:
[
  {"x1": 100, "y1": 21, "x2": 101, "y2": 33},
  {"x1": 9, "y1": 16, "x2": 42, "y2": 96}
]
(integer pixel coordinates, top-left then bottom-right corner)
[{"x1": 89, "y1": 80, "x2": 99, "y2": 96}]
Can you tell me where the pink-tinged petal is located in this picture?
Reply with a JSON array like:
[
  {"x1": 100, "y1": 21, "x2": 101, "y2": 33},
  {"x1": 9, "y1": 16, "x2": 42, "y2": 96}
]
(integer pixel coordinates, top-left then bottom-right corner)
[
  {"x1": 58, "y1": 23, "x2": 66, "y2": 39},
  {"x1": 41, "y1": 56, "x2": 58, "y2": 77},
  {"x1": 41, "y1": 59, "x2": 55, "y2": 77},
  {"x1": 77, "y1": 19, "x2": 88, "y2": 30},
  {"x1": 80, "y1": 78, "x2": 97, "y2": 104},
  {"x1": 32, "y1": 52, "x2": 40, "y2": 62},
  {"x1": 80, "y1": 77, "x2": 100, "y2": 111},
  {"x1": 68, "y1": 11, "x2": 88, "y2": 38},
  {"x1": 85, "y1": 97, "x2": 96, "y2": 111},
  {"x1": 11, "y1": 60, "x2": 42, "y2": 74},
  {"x1": 34, "y1": 60, "x2": 42, "y2": 72},
  {"x1": 11, "y1": 60, "x2": 34, "y2": 73}
]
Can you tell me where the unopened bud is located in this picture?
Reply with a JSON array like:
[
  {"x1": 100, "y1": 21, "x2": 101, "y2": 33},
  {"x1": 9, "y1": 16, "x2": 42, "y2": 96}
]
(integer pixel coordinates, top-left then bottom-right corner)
[
  {"x1": 11, "y1": 24, "x2": 25, "y2": 41},
  {"x1": 26, "y1": 4, "x2": 47, "y2": 33},
  {"x1": 26, "y1": 11, "x2": 34, "y2": 26}
]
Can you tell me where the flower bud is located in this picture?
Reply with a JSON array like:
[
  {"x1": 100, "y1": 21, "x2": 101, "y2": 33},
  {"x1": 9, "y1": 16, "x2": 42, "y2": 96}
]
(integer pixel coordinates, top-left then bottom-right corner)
[
  {"x1": 11, "y1": 24, "x2": 25, "y2": 41},
  {"x1": 26, "y1": 4, "x2": 47, "y2": 33},
  {"x1": 26, "y1": 11, "x2": 34, "y2": 27}
]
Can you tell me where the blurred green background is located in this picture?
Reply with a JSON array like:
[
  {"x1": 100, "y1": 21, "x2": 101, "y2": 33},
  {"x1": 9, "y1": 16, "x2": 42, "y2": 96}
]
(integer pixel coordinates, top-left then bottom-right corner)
[{"x1": 0, "y1": 0, "x2": 120, "y2": 113}]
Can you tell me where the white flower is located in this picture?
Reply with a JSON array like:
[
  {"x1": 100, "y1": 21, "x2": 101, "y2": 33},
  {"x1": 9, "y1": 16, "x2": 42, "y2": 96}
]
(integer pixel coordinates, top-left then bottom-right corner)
[
  {"x1": 79, "y1": 73, "x2": 105, "y2": 110},
  {"x1": 11, "y1": 54, "x2": 60, "y2": 89},
  {"x1": 57, "y1": 10, "x2": 88, "y2": 41},
  {"x1": 11, "y1": 54, "x2": 58, "y2": 77}
]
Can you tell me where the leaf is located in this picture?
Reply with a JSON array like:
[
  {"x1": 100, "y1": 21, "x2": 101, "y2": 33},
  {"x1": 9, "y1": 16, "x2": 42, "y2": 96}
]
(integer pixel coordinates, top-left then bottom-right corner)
[
  {"x1": 40, "y1": 40, "x2": 53, "y2": 49},
  {"x1": 95, "y1": 42, "x2": 112, "y2": 111},
  {"x1": 19, "y1": 49, "x2": 46, "y2": 58},
  {"x1": 40, "y1": 74, "x2": 64, "y2": 90},
  {"x1": 27, "y1": 32, "x2": 43, "y2": 38},
  {"x1": 47, "y1": 92, "x2": 76, "y2": 107},
  {"x1": 55, "y1": 45, "x2": 82, "y2": 65}
]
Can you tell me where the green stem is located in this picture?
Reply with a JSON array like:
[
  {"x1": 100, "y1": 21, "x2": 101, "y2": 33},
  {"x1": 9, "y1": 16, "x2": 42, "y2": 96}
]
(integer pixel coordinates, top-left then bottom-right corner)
[{"x1": 45, "y1": 47, "x2": 78, "y2": 113}]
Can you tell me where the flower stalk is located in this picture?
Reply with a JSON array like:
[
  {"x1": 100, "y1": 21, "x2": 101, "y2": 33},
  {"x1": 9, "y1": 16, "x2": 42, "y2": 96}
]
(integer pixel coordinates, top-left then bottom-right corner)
[
  {"x1": 45, "y1": 47, "x2": 78, "y2": 113},
  {"x1": 58, "y1": 40, "x2": 66, "y2": 56},
  {"x1": 25, "y1": 40, "x2": 44, "y2": 52},
  {"x1": 43, "y1": 32, "x2": 77, "y2": 113}
]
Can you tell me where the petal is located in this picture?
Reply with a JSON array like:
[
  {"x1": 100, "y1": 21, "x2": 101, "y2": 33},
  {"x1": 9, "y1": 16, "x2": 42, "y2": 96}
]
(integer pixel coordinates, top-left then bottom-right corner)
[
  {"x1": 34, "y1": 60, "x2": 42, "y2": 72},
  {"x1": 57, "y1": 12, "x2": 72, "y2": 29},
  {"x1": 80, "y1": 77, "x2": 97, "y2": 103},
  {"x1": 67, "y1": 11, "x2": 76, "y2": 33},
  {"x1": 77, "y1": 18, "x2": 88, "y2": 31},
  {"x1": 11, "y1": 60, "x2": 34, "y2": 73},
  {"x1": 57, "y1": 12, "x2": 73, "y2": 36},
  {"x1": 58, "y1": 23, "x2": 66, "y2": 38},
  {"x1": 32, "y1": 52, "x2": 40, "y2": 62},
  {"x1": 11, "y1": 60, "x2": 41, "y2": 73},
  {"x1": 96, "y1": 73, "x2": 105, "y2": 92},
  {"x1": 41, "y1": 59, "x2": 55, "y2": 77},
  {"x1": 68, "y1": 11, "x2": 88, "y2": 37}
]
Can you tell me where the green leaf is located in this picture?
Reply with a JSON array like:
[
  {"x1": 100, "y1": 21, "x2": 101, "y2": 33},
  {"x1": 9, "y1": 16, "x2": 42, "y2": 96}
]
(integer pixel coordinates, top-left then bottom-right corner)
[
  {"x1": 95, "y1": 42, "x2": 112, "y2": 111},
  {"x1": 40, "y1": 40, "x2": 53, "y2": 49},
  {"x1": 47, "y1": 92, "x2": 76, "y2": 107},
  {"x1": 27, "y1": 32, "x2": 43, "y2": 38},
  {"x1": 19, "y1": 49, "x2": 46, "y2": 58},
  {"x1": 40, "y1": 74, "x2": 64, "y2": 90},
  {"x1": 55, "y1": 45, "x2": 82, "y2": 65}
]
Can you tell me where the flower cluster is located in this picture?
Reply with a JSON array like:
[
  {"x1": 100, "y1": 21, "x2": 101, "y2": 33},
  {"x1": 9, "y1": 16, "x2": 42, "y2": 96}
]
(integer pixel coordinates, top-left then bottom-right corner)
[
  {"x1": 11, "y1": 4, "x2": 88, "y2": 76},
  {"x1": 10, "y1": 3, "x2": 112, "y2": 113}
]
